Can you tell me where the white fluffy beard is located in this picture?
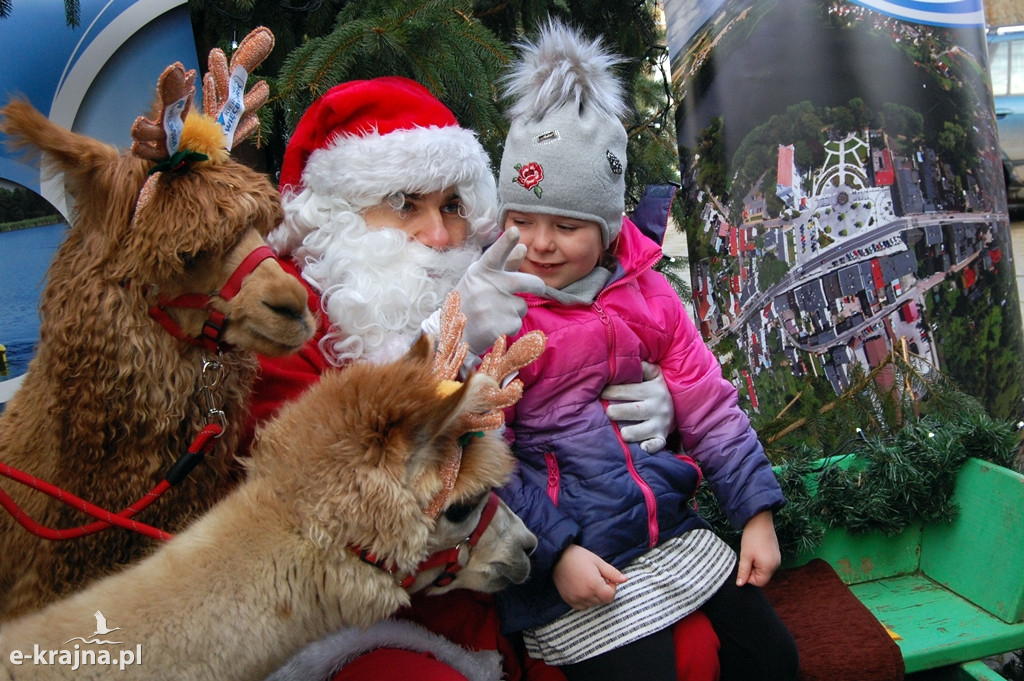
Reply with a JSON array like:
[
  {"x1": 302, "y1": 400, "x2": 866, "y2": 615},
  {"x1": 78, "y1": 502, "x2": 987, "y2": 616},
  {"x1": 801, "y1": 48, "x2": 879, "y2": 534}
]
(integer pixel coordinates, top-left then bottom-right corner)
[{"x1": 294, "y1": 212, "x2": 480, "y2": 366}]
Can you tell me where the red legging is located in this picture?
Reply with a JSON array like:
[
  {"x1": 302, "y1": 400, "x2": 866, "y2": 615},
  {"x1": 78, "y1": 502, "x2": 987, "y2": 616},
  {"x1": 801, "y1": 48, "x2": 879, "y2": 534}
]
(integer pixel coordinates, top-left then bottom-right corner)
[
  {"x1": 672, "y1": 610, "x2": 722, "y2": 681},
  {"x1": 558, "y1": 611, "x2": 720, "y2": 681}
]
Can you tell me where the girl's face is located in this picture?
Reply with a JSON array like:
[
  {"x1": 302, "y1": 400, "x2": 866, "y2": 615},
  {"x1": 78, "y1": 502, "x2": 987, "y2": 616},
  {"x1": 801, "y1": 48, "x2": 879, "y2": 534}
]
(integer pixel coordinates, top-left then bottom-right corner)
[{"x1": 504, "y1": 210, "x2": 603, "y2": 290}]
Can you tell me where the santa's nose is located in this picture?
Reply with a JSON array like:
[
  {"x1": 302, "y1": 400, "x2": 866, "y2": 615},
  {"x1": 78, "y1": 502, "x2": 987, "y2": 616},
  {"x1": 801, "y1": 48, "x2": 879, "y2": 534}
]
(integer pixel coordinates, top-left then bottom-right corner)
[{"x1": 412, "y1": 212, "x2": 452, "y2": 249}]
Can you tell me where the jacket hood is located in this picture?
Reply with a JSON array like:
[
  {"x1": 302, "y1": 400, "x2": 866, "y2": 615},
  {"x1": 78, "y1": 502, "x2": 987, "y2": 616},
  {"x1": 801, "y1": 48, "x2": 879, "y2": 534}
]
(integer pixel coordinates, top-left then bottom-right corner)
[{"x1": 611, "y1": 216, "x2": 664, "y2": 276}]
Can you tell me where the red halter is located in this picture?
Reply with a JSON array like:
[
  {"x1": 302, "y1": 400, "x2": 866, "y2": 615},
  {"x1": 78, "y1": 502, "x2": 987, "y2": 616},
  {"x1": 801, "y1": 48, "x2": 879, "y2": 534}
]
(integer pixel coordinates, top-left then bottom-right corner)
[
  {"x1": 353, "y1": 492, "x2": 502, "y2": 589},
  {"x1": 148, "y1": 245, "x2": 276, "y2": 351},
  {"x1": 0, "y1": 247, "x2": 278, "y2": 541}
]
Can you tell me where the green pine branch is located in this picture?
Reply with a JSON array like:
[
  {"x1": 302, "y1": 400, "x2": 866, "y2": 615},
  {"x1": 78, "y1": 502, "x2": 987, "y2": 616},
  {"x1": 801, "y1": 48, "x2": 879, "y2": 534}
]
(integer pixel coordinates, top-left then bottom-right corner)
[{"x1": 702, "y1": 349, "x2": 1022, "y2": 558}]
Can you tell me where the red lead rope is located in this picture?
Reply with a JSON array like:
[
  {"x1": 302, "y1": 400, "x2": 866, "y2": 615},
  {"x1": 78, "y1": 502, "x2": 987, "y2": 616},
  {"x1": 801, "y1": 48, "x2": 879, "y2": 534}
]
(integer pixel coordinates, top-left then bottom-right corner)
[
  {"x1": 0, "y1": 245, "x2": 274, "y2": 542},
  {"x1": 0, "y1": 423, "x2": 223, "y2": 542}
]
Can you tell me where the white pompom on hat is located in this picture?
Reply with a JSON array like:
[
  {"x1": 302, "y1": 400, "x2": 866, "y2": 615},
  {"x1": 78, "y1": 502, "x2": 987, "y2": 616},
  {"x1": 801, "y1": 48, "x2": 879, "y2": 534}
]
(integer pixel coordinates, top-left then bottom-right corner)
[{"x1": 273, "y1": 76, "x2": 498, "y2": 253}]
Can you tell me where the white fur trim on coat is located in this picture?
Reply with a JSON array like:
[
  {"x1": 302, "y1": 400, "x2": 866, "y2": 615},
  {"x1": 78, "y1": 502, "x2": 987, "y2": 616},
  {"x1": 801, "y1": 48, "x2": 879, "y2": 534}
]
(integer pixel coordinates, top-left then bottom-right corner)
[{"x1": 264, "y1": 619, "x2": 503, "y2": 681}]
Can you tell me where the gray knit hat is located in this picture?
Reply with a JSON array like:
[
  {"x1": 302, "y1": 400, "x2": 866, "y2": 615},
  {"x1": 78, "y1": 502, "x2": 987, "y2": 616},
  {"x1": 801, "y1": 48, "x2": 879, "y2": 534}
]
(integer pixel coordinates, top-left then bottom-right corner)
[{"x1": 498, "y1": 20, "x2": 629, "y2": 248}]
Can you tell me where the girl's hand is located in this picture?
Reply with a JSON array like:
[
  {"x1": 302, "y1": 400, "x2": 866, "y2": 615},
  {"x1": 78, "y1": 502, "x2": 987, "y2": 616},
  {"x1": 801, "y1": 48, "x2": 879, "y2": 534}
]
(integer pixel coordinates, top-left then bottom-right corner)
[
  {"x1": 736, "y1": 510, "x2": 782, "y2": 587},
  {"x1": 553, "y1": 544, "x2": 627, "y2": 610}
]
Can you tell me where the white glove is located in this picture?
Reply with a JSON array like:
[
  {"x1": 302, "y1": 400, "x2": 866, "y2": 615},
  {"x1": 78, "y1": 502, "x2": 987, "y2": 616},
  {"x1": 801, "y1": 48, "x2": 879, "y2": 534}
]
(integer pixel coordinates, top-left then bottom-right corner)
[
  {"x1": 602, "y1": 362, "x2": 674, "y2": 453},
  {"x1": 429, "y1": 227, "x2": 546, "y2": 356}
]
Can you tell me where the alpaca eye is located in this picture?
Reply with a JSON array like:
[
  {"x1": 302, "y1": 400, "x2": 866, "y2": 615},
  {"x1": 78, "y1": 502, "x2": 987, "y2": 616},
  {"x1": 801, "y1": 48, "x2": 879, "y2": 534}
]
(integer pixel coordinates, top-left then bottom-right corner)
[
  {"x1": 179, "y1": 251, "x2": 205, "y2": 270},
  {"x1": 443, "y1": 495, "x2": 485, "y2": 524}
]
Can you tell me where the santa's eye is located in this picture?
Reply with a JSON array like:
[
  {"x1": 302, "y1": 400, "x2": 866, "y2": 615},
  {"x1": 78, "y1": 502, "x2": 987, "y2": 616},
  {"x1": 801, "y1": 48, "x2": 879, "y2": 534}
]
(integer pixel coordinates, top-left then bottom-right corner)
[
  {"x1": 442, "y1": 196, "x2": 468, "y2": 218},
  {"x1": 384, "y1": 192, "x2": 414, "y2": 214}
]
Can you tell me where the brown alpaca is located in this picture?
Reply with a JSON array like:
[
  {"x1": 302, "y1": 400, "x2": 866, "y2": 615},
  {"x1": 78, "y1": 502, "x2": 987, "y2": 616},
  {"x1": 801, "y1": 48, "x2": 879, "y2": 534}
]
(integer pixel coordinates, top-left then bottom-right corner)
[
  {"x1": 0, "y1": 28, "x2": 314, "y2": 619},
  {"x1": 0, "y1": 334, "x2": 540, "y2": 681}
]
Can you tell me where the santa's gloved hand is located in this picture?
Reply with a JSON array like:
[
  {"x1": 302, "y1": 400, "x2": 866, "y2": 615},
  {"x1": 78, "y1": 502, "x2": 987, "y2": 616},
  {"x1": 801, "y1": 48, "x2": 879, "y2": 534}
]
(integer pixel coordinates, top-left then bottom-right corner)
[
  {"x1": 428, "y1": 227, "x2": 546, "y2": 356},
  {"x1": 602, "y1": 362, "x2": 674, "y2": 453}
]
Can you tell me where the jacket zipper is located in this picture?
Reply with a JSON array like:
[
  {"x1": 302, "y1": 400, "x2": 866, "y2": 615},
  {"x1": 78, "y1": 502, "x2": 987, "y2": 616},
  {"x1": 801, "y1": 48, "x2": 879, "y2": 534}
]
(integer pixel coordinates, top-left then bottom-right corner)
[
  {"x1": 606, "y1": 407, "x2": 659, "y2": 548},
  {"x1": 528, "y1": 231, "x2": 666, "y2": 546},
  {"x1": 593, "y1": 301, "x2": 617, "y2": 376},
  {"x1": 544, "y1": 452, "x2": 560, "y2": 506},
  {"x1": 594, "y1": 299, "x2": 658, "y2": 547}
]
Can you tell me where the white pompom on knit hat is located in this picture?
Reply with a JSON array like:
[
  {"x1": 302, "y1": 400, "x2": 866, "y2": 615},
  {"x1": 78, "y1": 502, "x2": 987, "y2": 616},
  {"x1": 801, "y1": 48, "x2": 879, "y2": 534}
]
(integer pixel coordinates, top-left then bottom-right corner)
[
  {"x1": 498, "y1": 21, "x2": 629, "y2": 248},
  {"x1": 272, "y1": 76, "x2": 498, "y2": 253}
]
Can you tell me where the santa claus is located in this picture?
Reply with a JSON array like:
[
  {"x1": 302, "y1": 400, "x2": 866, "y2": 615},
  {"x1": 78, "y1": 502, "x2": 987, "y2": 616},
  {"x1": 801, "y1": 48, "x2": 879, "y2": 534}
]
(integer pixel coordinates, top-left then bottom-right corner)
[{"x1": 250, "y1": 76, "x2": 548, "y2": 427}]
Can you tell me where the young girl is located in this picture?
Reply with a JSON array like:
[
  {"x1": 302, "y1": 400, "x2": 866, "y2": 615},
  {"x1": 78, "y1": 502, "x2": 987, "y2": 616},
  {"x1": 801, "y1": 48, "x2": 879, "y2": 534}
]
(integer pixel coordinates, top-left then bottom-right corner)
[{"x1": 494, "y1": 21, "x2": 799, "y2": 681}]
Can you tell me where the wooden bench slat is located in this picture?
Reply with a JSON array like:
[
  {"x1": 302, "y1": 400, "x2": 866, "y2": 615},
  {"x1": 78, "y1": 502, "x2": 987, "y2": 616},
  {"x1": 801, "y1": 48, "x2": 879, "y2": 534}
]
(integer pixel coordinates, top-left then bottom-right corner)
[
  {"x1": 850, "y1": 574, "x2": 1024, "y2": 674},
  {"x1": 957, "y1": 660, "x2": 1013, "y2": 680}
]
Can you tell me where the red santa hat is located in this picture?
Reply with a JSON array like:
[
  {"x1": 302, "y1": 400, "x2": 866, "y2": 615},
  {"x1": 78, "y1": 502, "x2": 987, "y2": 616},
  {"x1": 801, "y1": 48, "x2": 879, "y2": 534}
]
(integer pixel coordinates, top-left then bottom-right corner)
[{"x1": 276, "y1": 76, "x2": 497, "y2": 240}]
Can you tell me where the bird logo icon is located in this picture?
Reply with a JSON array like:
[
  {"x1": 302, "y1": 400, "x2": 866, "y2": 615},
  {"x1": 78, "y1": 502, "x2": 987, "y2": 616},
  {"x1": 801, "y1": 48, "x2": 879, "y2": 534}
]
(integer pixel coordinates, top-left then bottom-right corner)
[
  {"x1": 91, "y1": 611, "x2": 121, "y2": 637},
  {"x1": 63, "y1": 611, "x2": 123, "y2": 645}
]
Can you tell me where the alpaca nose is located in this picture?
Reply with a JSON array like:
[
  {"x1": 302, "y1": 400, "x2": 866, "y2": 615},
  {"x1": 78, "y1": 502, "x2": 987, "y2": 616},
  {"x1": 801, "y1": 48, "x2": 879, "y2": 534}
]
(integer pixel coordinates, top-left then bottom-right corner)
[{"x1": 259, "y1": 276, "x2": 315, "y2": 334}]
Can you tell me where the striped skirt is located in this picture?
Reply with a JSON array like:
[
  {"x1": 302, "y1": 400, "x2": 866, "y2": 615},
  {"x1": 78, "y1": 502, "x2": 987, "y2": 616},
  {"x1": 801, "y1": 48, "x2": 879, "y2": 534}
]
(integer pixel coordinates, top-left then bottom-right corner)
[{"x1": 523, "y1": 529, "x2": 736, "y2": 665}]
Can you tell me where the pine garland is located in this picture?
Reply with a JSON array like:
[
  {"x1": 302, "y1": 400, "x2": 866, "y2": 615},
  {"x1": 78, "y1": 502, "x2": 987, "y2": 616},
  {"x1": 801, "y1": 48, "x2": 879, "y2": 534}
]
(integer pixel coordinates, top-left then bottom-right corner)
[{"x1": 697, "y1": 352, "x2": 1023, "y2": 559}]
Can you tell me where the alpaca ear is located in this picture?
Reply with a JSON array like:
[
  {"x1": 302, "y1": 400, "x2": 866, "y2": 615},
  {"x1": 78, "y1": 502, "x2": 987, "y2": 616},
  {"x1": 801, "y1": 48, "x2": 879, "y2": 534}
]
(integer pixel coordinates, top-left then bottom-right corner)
[
  {"x1": 407, "y1": 370, "x2": 500, "y2": 517},
  {"x1": 404, "y1": 369, "x2": 492, "y2": 459},
  {"x1": 432, "y1": 372, "x2": 499, "y2": 440},
  {"x1": 406, "y1": 333, "x2": 435, "y2": 363},
  {"x1": 0, "y1": 99, "x2": 123, "y2": 194}
]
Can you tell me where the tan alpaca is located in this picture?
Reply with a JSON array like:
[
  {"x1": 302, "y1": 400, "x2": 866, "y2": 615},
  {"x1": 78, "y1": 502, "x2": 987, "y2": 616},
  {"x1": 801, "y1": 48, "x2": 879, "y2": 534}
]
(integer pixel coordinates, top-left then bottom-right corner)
[
  {"x1": 0, "y1": 335, "x2": 538, "y2": 681},
  {"x1": 0, "y1": 28, "x2": 315, "y2": 618}
]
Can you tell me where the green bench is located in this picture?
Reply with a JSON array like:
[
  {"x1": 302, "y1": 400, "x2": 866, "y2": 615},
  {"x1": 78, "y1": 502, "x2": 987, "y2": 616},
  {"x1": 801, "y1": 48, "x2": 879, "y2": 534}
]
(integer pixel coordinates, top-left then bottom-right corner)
[{"x1": 782, "y1": 457, "x2": 1024, "y2": 679}]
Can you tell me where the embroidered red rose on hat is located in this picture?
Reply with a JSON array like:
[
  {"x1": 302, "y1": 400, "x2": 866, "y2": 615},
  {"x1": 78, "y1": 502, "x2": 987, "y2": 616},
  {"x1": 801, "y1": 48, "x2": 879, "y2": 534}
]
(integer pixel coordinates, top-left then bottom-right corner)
[{"x1": 514, "y1": 162, "x2": 544, "y2": 197}]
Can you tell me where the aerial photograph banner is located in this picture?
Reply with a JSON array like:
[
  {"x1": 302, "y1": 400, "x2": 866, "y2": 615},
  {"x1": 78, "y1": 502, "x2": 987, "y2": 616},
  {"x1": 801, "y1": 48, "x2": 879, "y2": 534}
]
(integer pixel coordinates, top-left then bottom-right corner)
[{"x1": 665, "y1": 0, "x2": 1024, "y2": 431}]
